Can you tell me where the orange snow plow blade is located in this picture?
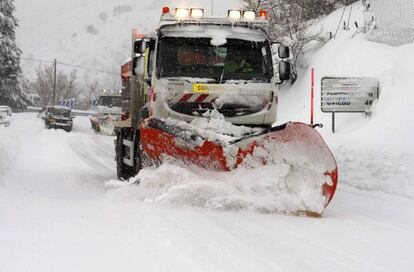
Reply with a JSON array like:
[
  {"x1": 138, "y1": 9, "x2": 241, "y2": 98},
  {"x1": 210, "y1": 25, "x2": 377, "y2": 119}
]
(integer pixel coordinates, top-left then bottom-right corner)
[
  {"x1": 140, "y1": 118, "x2": 338, "y2": 216},
  {"x1": 90, "y1": 115, "x2": 115, "y2": 135}
]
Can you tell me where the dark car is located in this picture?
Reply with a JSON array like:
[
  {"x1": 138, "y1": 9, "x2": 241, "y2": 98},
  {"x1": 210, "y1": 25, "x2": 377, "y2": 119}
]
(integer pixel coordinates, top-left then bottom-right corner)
[
  {"x1": 0, "y1": 105, "x2": 12, "y2": 127},
  {"x1": 42, "y1": 106, "x2": 73, "y2": 132}
]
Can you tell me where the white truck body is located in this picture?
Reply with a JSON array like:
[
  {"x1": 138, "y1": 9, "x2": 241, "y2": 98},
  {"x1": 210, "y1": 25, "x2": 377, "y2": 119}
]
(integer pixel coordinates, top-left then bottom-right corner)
[{"x1": 148, "y1": 16, "x2": 278, "y2": 126}]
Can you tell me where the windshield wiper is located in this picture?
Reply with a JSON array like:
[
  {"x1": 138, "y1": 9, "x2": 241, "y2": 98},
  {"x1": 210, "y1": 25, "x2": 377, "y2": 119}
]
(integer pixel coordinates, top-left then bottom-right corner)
[{"x1": 219, "y1": 66, "x2": 225, "y2": 84}]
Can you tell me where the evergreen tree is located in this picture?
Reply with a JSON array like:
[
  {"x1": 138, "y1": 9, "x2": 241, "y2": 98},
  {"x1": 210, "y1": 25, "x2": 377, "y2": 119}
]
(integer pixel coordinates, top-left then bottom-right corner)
[{"x1": 0, "y1": 0, "x2": 27, "y2": 110}]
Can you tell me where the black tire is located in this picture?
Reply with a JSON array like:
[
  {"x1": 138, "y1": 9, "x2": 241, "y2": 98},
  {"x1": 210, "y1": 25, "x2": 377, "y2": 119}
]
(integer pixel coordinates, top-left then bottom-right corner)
[
  {"x1": 116, "y1": 129, "x2": 136, "y2": 180},
  {"x1": 133, "y1": 129, "x2": 143, "y2": 175},
  {"x1": 138, "y1": 105, "x2": 150, "y2": 124}
]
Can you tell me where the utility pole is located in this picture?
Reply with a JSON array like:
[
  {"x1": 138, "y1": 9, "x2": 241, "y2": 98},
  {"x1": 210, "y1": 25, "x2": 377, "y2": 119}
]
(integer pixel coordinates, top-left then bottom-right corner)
[
  {"x1": 211, "y1": 0, "x2": 214, "y2": 16},
  {"x1": 53, "y1": 58, "x2": 57, "y2": 104}
]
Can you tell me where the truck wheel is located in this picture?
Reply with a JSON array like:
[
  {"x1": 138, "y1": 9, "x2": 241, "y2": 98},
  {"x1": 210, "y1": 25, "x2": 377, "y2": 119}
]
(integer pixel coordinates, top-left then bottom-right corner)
[
  {"x1": 134, "y1": 130, "x2": 143, "y2": 175},
  {"x1": 116, "y1": 130, "x2": 136, "y2": 180},
  {"x1": 138, "y1": 106, "x2": 149, "y2": 123}
]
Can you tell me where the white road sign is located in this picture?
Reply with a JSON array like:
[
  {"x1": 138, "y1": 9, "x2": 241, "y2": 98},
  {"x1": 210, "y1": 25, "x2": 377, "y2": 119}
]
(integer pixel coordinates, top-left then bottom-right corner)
[{"x1": 321, "y1": 77, "x2": 379, "y2": 112}]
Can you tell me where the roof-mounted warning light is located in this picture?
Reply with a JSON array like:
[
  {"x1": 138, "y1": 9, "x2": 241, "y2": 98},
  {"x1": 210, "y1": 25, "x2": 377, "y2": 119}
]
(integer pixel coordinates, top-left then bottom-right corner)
[
  {"x1": 162, "y1": 6, "x2": 170, "y2": 14},
  {"x1": 259, "y1": 10, "x2": 267, "y2": 19}
]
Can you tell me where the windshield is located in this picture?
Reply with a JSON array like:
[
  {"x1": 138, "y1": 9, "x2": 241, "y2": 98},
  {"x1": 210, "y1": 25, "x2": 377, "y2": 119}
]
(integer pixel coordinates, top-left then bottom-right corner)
[
  {"x1": 98, "y1": 96, "x2": 122, "y2": 107},
  {"x1": 51, "y1": 108, "x2": 70, "y2": 117},
  {"x1": 158, "y1": 37, "x2": 273, "y2": 82}
]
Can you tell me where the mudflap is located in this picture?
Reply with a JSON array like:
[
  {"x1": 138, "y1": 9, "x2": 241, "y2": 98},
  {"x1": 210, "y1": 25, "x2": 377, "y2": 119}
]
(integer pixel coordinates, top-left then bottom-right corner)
[
  {"x1": 140, "y1": 118, "x2": 338, "y2": 217},
  {"x1": 89, "y1": 117, "x2": 101, "y2": 133}
]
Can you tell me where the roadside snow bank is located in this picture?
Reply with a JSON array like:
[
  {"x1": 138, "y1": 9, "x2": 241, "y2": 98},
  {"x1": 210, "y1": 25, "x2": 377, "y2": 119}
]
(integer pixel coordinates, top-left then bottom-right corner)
[
  {"x1": 0, "y1": 113, "x2": 43, "y2": 182},
  {"x1": 335, "y1": 146, "x2": 414, "y2": 199},
  {"x1": 0, "y1": 114, "x2": 116, "y2": 194},
  {"x1": 278, "y1": 2, "x2": 414, "y2": 197}
]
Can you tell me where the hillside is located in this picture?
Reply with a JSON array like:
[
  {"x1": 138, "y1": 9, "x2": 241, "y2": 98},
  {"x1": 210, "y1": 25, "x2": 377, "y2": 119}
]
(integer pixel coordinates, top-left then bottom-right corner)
[
  {"x1": 15, "y1": 0, "x2": 241, "y2": 89},
  {"x1": 279, "y1": 2, "x2": 414, "y2": 198}
]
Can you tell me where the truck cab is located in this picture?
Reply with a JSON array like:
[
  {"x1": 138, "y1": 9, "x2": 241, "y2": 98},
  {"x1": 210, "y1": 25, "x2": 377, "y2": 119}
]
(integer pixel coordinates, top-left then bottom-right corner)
[
  {"x1": 90, "y1": 90, "x2": 123, "y2": 134},
  {"x1": 95, "y1": 90, "x2": 122, "y2": 119},
  {"x1": 131, "y1": 8, "x2": 290, "y2": 127}
]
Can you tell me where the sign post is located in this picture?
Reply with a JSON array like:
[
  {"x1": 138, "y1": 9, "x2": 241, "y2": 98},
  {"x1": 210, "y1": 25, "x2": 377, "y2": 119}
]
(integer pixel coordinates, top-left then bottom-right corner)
[
  {"x1": 311, "y1": 68, "x2": 315, "y2": 126},
  {"x1": 321, "y1": 77, "x2": 379, "y2": 133}
]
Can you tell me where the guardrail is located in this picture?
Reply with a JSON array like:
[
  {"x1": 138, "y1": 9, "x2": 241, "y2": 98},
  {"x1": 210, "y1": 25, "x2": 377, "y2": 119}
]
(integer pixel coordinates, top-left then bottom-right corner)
[
  {"x1": 25, "y1": 107, "x2": 97, "y2": 117},
  {"x1": 72, "y1": 109, "x2": 97, "y2": 117}
]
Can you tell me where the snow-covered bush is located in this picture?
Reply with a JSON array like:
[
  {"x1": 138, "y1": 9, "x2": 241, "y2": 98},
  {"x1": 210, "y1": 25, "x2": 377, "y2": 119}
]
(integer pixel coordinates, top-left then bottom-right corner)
[{"x1": 242, "y1": 0, "x2": 358, "y2": 82}]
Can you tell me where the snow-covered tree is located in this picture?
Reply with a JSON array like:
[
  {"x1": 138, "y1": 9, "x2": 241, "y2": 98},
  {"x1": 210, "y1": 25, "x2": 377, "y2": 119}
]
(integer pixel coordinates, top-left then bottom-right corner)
[
  {"x1": 24, "y1": 65, "x2": 80, "y2": 107},
  {"x1": 0, "y1": 0, "x2": 27, "y2": 110},
  {"x1": 242, "y1": 0, "x2": 358, "y2": 82}
]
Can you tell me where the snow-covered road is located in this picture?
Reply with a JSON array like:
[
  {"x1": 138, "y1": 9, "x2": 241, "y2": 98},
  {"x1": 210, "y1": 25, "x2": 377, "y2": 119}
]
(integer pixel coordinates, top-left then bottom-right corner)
[{"x1": 1, "y1": 113, "x2": 413, "y2": 272}]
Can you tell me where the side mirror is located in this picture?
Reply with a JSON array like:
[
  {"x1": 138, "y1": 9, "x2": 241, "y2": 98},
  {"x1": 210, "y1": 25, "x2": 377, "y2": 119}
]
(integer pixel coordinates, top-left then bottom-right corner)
[
  {"x1": 132, "y1": 55, "x2": 145, "y2": 76},
  {"x1": 278, "y1": 45, "x2": 290, "y2": 59},
  {"x1": 132, "y1": 56, "x2": 139, "y2": 76},
  {"x1": 134, "y1": 39, "x2": 146, "y2": 54},
  {"x1": 279, "y1": 61, "x2": 291, "y2": 81}
]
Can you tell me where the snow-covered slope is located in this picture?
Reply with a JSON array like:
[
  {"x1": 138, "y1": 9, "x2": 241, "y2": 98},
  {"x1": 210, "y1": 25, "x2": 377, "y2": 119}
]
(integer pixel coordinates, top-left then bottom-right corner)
[
  {"x1": 279, "y1": 1, "x2": 414, "y2": 197},
  {"x1": 15, "y1": 0, "x2": 241, "y2": 88}
]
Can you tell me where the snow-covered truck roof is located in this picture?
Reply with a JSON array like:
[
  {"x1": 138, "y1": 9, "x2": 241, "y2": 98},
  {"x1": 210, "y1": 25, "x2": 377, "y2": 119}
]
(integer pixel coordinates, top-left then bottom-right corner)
[
  {"x1": 159, "y1": 24, "x2": 268, "y2": 44},
  {"x1": 158, "y1": 7, "x2": 270, "y2": 39}
]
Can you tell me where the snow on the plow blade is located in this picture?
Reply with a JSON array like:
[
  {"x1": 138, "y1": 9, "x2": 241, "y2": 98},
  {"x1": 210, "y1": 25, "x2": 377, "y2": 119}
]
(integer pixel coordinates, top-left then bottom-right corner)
[{"x1": 109, "y1": 115, "x2": 338, "y2": 216}]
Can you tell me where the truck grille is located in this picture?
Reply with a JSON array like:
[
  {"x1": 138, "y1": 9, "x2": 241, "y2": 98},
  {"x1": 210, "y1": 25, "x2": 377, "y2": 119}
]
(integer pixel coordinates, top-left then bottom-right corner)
[{"x1": 170, "y1": 102, "x2": 262, "y2": 118}]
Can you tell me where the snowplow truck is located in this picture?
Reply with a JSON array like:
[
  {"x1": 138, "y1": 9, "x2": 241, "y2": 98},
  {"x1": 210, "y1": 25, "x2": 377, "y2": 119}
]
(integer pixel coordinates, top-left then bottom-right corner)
[
  {"x1": 114, "y1": 7, "x2": 338, "y2": 216},
  {"x1": 90, "y1": 90, "x2": 122, "y2": 135}
]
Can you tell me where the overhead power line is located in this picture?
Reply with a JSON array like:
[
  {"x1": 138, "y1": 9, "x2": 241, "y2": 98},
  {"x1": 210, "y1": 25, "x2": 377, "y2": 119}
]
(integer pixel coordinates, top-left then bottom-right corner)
[
  {"x1": 56, "y1": 61, "x2": 119, "y2": 75},
  {"x1": 21, "y1": 57, "x2": 53, "y2": 64},
  {"x1": 21, "y1": 57, "x2": 120, "y2": 76}
]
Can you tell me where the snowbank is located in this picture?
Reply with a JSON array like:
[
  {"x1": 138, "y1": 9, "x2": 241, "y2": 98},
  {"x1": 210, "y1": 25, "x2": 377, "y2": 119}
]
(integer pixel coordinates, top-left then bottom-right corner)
[{"x1": 279, "y1": 1, "x2": 414, "y2": 197}]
